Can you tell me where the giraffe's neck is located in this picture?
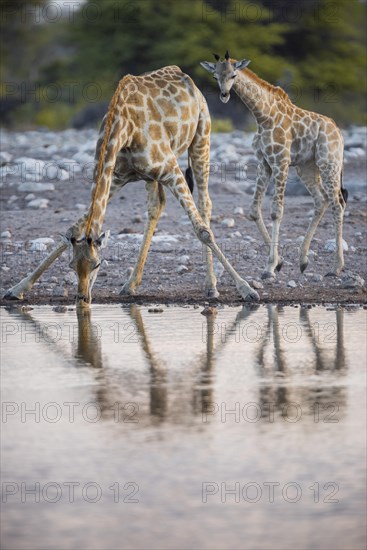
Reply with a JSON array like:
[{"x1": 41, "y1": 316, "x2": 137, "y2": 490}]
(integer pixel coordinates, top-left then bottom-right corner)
[
  {"x1": 85, "y1": 77, "x2": 132, "y2": 238},
  {"x1": 233, "y1": 69, "x2": 277, "y2": 124}
]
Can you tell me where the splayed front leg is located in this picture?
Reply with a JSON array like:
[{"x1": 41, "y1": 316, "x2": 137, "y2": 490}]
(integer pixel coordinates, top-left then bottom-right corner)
[{"x1": 4, "y1": 241, "x2": 68, "y2": 300}]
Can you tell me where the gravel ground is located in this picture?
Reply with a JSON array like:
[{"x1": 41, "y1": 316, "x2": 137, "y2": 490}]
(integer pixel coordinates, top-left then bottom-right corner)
[{"x1": 1, "y1": 129, "x2": 366, "y2": 306}]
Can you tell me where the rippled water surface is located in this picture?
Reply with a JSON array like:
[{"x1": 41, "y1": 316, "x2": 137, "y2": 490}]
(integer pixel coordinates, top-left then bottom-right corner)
[{"x1": 1, "y1": 304, "x2": 366, "y2": 550}]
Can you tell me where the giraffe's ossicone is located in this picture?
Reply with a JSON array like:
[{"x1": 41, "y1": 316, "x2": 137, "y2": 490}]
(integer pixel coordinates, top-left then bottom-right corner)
[
  {"x1": 201, "y1": 52, "x2": 348, "y2": 279},
  {"x1": 5, "y1": 66, "x2": 259, "y2": 306}
]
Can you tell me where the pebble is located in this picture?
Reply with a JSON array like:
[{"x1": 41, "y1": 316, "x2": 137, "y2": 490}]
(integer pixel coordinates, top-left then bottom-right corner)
[
  {"x1": 234, "y1": 206, "x2": 244, "y2": 215},
  {"x1": 148, "y1": 308, "x2": 164, "y2": 313},
  {"x1": 19, "y1": 182, "x2": 55, "y2": 192},
  {"x1": 312, "y1": 274, "x2": 323, "y2": 282},
  {"x1": 52, "y1": 286, "x2": 68, "y2": 297},
  {"x1": 76, "y1": 203, "x2": 87, "y2": 211},
  {"x1": 341, "y1": 274, "x2": 365, "y2": 289},
  {"x1": 287, "y1": 280, "x2": 297, "y2": 288},
  {"x1": 25, "y1": 193, "x2": 36, "y2": 201},
  {"x1": 324, "y1": 239, "x2": 348, "y2": 252},
  {"x1": 27, "y1": 198, "x2": 49, "y2": 209},
  {"x1": 176, "y1": 265, "x2": 189, "y2": 274},
  {"x1": 0, "y1": 151, "x2": 12, "y2": 163},
  {"x1": 177, "y1": 255, "x2": 190, "y2": 265},
  {"x1": 30, "y1": 238, "x2": 55, "y2": 250},
  {"x1": 222, "y1": 217, "x2": 235, "y2": 228},
  {"x1": 251, "y1": 280, "x2": 264, "y2": 289},
  {"x1": 53, "y1": 305, "x2": 68, "y2": 313},
  {"x1": 1, "y1": 230, "x2": 11, "y2": 239}
]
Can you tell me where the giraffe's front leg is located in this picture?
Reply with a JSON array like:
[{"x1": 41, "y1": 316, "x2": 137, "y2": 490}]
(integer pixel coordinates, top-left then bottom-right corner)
[
  {"x1": 262, "y1": 162, "x2": 289, "y2": 280},
  {"x1": 120, "y1": 182, "x2": 166, "y2": 296},
  {"x1": 249, "y1": 160, "x2": 271, "y2": 246}
]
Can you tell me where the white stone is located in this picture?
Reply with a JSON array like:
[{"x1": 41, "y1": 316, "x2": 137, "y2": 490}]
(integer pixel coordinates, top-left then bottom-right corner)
[
  {"x1": 43, "y1": 164, "x2": 69, "y2": 181},
  {"x1": 252, "y1": 280, "x2": 263, "y2": 289},
  {"x1": 178, "y1": 255, "x2": 190, "y2": 265},
  {"x1": 287, "y1": 280, "x2": 297, "y2": 288},
  {"x1": 30, "y1": 237, "x2": 55, "y2": 246},
  {"x1": 341, "y1": 274, "x2": 365, "y2": 289},
  {"x1": 31, "y1": 242, "x2": 47, "y2": 252},
  {"x1": 25, "y1": 193, "x2": 36, "y2": 201},
  {"x1": 324, "y1": 239, "x2": 348, "y2": 252},
  {"x1": 72, "y1": 152, "x2": 94, "y2": 165},
  {"x1": 176, "y1": 265, "x2": 188, "y2": 274},
  {"x1": 222, "y1": 217, "x2": 235, "y2": 228},
  {"x1": 27, "y1": 198, "x2": 49, "y2": 209},
  {"x1": 76, "y1": 203, "x2": 87, "y2": 211},
  {"x1": 0, "y1": 151, "x2": 12, "y2": 163},
  {"x1": 19, "y1": 182, "x2": 55, "y2": 192},
  {"x1": 1, "y1": 230, "x2": 11, "y2": 239},
  {"x1": 30, "y1": 237, "x2": 55, "y2": 251},
  {"x1": 234, "y1": 206, "x2": 244, "y2": 215}
]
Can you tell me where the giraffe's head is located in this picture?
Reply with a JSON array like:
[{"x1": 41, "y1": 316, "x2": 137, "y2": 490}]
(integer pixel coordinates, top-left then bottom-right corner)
[
  {"x1": 200, "y1": 51, "x2": 251, "y2": 103},
  {"x1": 64, "y1": 231, "x2": 110, "y2": 308}
]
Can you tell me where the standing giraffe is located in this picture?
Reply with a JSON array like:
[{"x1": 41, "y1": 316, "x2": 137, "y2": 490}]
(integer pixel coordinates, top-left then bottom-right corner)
[
  {"x1": 201, "y1": 51, "x2": 348, "y2": 279},
  {"x1": 5, "y1": 66, "x2": 259, "y2": 306}
]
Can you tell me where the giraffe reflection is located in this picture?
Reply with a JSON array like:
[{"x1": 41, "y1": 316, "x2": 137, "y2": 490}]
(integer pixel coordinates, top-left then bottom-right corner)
[
  {"x1": 255, "y1": 305, "x2": 347, "y2": 421},
  {"x1": 6, "y1": 304, "x2": 348, "y2": 426}
]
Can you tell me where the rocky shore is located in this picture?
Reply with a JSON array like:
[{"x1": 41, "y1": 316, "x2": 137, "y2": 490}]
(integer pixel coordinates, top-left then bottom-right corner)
[{"x1": 1, "y1": 127, "x2": 366, "y2": 306}]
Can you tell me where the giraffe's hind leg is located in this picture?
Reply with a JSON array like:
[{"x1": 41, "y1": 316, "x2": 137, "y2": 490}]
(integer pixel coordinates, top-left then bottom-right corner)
[
  {"x1": 318, "y1": 164, "x2": 345, "y2": 276},
  {"x1": 120, "y1": 181, "x2": 166, "y2": 296},
  {"x1": 188, "y1": 112, "x2": 219, "y2": 298},
  {"x1": 162, "y1": 163, "x2": 259, "y2": 302},
  {"x1": 296, "y1": 162, "x2": 328, "y2": 273}
]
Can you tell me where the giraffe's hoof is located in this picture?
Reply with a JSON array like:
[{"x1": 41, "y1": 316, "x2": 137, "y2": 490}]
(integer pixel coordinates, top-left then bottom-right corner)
[
  {"x1": 119, "y1": 285, "x2": 135, "y2": 296},
  {"x1": 300, "y1": 260, "x2": 308, "y2": 273},
  {"x1": 238, "y1": 285, "x2": 260, "y2": 302},
  {"x1": 261, "y1": 271, "x2": 275, "y2": 281},
  {"x1": 276, "y1": 259, "x2": 284, "y2": 272},
  {"x1": 205, "y1": 288, "x2": 220, "y2": 299},
  {"x1": 243, "y1": 289, "x2": 260, "y2": 303},
  {"x1": 3, "y1": 289, "x2": 23, "y2": 300},
  {"x1": 325, "y1": 271, "x2": 338, "y2": 278}
]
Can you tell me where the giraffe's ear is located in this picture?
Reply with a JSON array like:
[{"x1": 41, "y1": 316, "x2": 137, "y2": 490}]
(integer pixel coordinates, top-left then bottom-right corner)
[
  {"x1": 234, "y1": 59, "x2": 251, "y2": 71},
  {"x1": 95, "y1": 230, "x2": 110, "y2": 249},
  {"x1": 200, "y1": 61, "x2": 216, "y2": 74}
]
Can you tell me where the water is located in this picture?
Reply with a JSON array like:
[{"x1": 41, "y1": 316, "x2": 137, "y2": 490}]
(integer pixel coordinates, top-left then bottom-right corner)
[{"x1": 1, "y1": 304, "x2": 366, "y2": 550}]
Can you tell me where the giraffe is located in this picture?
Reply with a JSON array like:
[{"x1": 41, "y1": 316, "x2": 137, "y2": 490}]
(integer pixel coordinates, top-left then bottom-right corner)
[
  {"x1": 201, "y1": 51, "x2": 348, "y2": 279},
  {"x1": 5, "y1": 65, "x2": 259, "y2": 306}
]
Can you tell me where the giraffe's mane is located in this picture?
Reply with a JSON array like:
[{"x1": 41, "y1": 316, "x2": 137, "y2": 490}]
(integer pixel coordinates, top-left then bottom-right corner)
[
  {"x1": 85, "y1": 75, "x2": 132, "y2": 238},
  {"x1": 240, "y1": 66, "x2": 291, "y2": 104}
]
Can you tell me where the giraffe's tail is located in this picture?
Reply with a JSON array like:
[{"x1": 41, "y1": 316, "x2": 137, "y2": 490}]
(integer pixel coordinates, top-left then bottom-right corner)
[
  {"x1": 340, "y1": 169, "x2": 348, "y2": 207},
  {"x1": 185, "y1": 166, "x2": 195, "y2": 194}
]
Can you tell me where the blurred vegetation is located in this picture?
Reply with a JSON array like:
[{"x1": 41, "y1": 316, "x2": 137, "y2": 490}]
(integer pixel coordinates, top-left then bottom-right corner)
[{"x1": 0, "y1": 0, "x2": 366, "y2": 129}]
